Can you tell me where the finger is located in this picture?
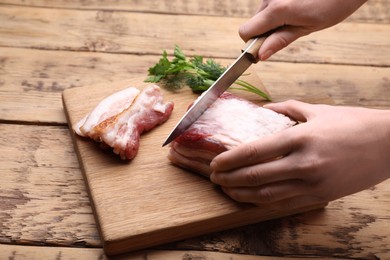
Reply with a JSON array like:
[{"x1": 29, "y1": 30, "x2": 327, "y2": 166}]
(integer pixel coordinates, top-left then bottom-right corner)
[
  {"x1": 210, "y1": 129, "x2": 294, "y2": 172},
  {"x1": 264, "y1": 100, "x2": 314, "y2": 122},
  {"x1": 239, "y1": 5, "x2": 310, "y2": 59},
  {"x1": 210, "y1": 156, "x2": 299, "y2": 187},
  {"x1": 221, "y1": 179, "x2": 309, "y2": 204},
  {"x1": 239, "y1": 8, "x2": 282, "y2": 42}
]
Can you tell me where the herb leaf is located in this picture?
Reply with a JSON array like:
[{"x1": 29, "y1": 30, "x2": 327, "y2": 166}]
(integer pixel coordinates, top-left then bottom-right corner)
[{"x1": 145, "y1": 45, "x2": 271, "y2": 100}]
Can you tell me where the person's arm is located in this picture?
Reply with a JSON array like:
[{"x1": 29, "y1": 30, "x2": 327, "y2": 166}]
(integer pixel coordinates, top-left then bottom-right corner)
[
  {"x1": 240, "y1": 0, "x2": 367, "y2": 60},
  {"x1": 210, "y1": 101, "x2": 390, "y2": 209}
]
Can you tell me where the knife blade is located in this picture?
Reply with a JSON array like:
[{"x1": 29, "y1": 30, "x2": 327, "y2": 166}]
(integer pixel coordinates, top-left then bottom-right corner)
[{"x1": 162, "y1": 36, "x2": 267, "y2": 147}]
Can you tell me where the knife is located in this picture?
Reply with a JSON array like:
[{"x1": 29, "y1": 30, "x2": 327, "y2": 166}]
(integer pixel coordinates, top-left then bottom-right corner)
[{"x1": 162, "y1": 36, "x2": 267, "y2": 147}]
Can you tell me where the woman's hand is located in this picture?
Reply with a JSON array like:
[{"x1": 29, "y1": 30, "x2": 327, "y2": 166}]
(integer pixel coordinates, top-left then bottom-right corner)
[
  {"x1": 210, "y1": 100, "x2": 390, "y2": 209},
  {"x1": 240, "y1": 0, "x2": 367, "y2": 60}
]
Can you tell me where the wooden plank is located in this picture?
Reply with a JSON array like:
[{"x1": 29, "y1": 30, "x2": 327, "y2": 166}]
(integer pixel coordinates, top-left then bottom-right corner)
[
  {"x1": 0, "y1": 245, "x2": 331, "y2": 260},
  {"x1": 0, "y1": 124, "x2": 101, "y2": 247},
  {"x1": 1, "y1": 0, "x2": 389, "y2": 24},
  {"x1": 0, "y1": 5, "x2": 389, "y2": 66},
  {"x1": 173, "y1": 182, "x2": 390, "y2": 259},
  {"x1": 253, "y1": 62, "x2": 390, "y2": 110},
  {"x1": 1, "y1": 123, "x2": 389, "y2": 258},
  {"x1": 1, "y1": 47, "x2": 389, "y2": 124},
  {"x1": 0, "y1": 47, "x2": 147, "y2": 123},
  {"x1": 0, "y1": 245, "x2": 106, "y2": 260}
]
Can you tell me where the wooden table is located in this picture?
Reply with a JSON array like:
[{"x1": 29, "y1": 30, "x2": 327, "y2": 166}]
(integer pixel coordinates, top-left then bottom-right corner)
[{"x1": 1, "y1": 1, "x2": 389, "y2": 259}]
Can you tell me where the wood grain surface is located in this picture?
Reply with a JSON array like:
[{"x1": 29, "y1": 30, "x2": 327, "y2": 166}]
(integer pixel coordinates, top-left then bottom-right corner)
[
  {"x1": 0, "y1": 124, "x2": 100, "y2": 247},
  {"x1": 0, "y1": 5, "x2": 389, "y2": 66},
  {"x1": 1, "y1": 0, "x2": 390, "y2": 259},
  {"x1": 2, "y1": 0, "x2": 390, "y2": 23},
  {"x1": 1, "y1": 245, "x2": 333, "y2": 260}
]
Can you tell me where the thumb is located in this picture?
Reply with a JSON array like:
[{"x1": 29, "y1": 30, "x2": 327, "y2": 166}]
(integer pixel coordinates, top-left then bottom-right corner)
[{"x1": 264, "y1": 100, "x2": 313, "y2": 122}]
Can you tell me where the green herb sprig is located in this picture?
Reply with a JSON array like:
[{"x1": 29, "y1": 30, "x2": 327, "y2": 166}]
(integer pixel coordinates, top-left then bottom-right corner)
[{"x1": 145, "y1": 45, "x2": 271, "y2": 101}]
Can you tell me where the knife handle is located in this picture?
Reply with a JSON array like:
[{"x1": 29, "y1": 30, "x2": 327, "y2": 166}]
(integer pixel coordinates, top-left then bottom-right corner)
[{"x1": 242, "y1": 36, "x2": 267, "y2": 63}]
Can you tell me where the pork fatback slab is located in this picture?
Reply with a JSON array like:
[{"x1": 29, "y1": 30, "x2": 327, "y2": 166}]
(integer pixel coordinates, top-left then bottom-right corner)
[{"x1": 168, "y1": 92, "x2": 295, "y2": 176}]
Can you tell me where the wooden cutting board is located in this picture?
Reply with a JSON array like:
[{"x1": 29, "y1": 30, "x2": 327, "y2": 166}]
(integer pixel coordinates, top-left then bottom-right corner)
[{"x1": 62, "y1": 71, "x2": 329, "y2": 256}]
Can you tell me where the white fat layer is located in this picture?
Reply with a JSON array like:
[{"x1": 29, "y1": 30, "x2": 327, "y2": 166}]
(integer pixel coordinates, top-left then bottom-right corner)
[
  {"x1": 191, "y1": 98, "x2": 295, "y2": 149},
  {"x1": 102, "y1": 85, "x2": 167, "y2": 149},
  {"x1": 74, "y1": 114, "x2": 88, "y2": 136},
  {"x1": 76, "y1": 87, "x2": 140, "y2": 135}
]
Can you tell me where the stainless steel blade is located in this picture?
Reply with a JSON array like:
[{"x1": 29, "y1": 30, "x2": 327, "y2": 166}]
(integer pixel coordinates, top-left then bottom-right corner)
[{"x1": 162, "y1": 37, "x2": 265, "y2": 146}]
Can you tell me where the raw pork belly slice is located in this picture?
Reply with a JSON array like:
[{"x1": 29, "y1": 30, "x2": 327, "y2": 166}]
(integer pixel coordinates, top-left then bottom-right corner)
[
  {"x1": 74, "y1": 85, "x2": 174, "y2": 160},
  {"x1": 74, "y1": 87, "x2": 140, "y2": 137},
  {"x1": 168, "y1": 92, "x2": 295, "y2": 176}
]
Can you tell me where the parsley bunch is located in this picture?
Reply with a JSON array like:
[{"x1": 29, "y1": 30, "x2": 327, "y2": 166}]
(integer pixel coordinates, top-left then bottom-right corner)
[{"x1": 145, "y1": 45, "x2": 271, "y2": 101}]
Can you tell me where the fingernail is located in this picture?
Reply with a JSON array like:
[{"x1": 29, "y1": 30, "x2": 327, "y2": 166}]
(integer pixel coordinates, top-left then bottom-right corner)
[{"x1": 260, "y1": 50, "x2": 274, "y2": 61}]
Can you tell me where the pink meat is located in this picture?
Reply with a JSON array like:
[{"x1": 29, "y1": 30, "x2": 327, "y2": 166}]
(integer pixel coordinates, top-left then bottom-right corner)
[
  {"x1": 74, "y1": 85, "x2": 174, "y2": 160},
  {"x1": 168, "y1": 92, "x2": 295, "y2": 176}
]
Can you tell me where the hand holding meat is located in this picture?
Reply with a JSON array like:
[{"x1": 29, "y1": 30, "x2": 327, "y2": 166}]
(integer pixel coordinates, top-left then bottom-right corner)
[
  {"x1": 240, "y1": 0, "x2": 367, "y2": 60},
  {"x1": 210, "y1": 101, "x2": 390, "y2": 208}
]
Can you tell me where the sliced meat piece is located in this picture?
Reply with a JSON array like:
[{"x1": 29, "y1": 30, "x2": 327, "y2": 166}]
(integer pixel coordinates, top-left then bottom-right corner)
[
  {"x1": 74, "y1": 85, "x2": 174, "y2": 160},
  {"x1": 168, "y1": 92, "x2": 295, "y2": 176},
  {"x1": 75, "y1": 87, "x2": 140, "y2": 137}
]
